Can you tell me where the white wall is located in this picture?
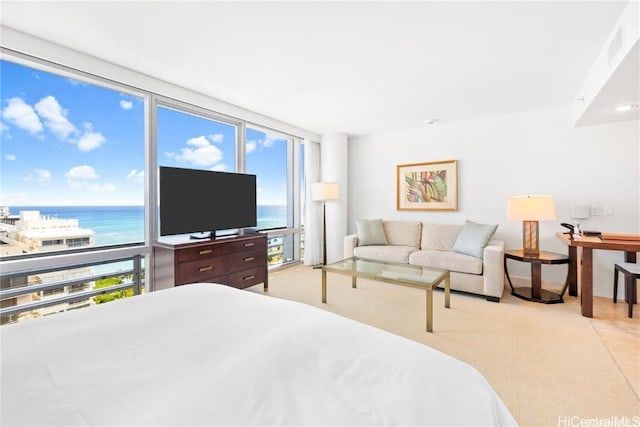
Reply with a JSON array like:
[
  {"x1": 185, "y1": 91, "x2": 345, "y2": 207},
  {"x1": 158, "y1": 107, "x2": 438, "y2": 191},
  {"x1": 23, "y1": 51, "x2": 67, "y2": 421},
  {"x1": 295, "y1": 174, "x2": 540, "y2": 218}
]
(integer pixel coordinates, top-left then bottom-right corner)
[
  {"x1": 320, "y1": 134, "x2": 349, "y2": 264},
  {"x1": 347, "y1": 105, "x2": 639, "y2": 298}
]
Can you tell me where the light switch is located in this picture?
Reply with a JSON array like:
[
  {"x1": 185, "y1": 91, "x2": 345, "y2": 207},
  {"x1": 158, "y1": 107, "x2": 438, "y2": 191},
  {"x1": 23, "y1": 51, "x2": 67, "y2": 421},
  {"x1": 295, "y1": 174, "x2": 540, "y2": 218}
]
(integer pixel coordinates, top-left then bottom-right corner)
[
  {"x1": 603, "y1": 204, "x2": 615, "y2": 216},
  {"x1": 590, "y1": 205, "x2": 600, "y2": 216}
]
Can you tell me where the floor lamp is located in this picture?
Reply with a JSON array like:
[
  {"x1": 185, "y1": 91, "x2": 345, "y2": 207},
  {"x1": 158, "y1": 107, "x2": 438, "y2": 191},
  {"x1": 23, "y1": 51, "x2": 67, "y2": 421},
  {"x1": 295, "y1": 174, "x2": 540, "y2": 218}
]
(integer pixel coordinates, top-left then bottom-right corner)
[{"x1": 312, "y1": 182, "x2": 340, "y2": 266}]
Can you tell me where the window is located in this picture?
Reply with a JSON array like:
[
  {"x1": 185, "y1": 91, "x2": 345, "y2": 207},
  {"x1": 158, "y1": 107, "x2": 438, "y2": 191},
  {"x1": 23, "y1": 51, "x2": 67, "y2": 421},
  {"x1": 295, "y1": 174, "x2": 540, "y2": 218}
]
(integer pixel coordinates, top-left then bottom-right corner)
[
  {"x1": 0, "y1": 59, "x2": 145, "y2": 255},
  {"x1": 1, "y1": 50, "x2": 307, "y2": 323},
  {"x1": 1, "y1": 56, "x2": 147, "y2": 321}
]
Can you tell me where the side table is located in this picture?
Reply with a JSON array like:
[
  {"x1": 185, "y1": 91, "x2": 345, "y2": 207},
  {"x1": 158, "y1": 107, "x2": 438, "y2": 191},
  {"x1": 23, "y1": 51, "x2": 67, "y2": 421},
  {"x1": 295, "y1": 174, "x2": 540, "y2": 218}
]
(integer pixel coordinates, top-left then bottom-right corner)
[{"x1": 504, "y1": 249, "x2": 570, "y2": 304}]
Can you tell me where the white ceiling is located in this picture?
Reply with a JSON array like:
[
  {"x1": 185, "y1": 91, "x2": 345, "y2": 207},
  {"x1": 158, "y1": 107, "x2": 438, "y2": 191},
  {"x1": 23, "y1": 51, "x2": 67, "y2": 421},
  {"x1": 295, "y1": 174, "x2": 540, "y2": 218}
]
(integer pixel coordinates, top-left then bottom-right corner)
[{"x1": 0, "y1": 1, "x2": 634, "y2": 137}]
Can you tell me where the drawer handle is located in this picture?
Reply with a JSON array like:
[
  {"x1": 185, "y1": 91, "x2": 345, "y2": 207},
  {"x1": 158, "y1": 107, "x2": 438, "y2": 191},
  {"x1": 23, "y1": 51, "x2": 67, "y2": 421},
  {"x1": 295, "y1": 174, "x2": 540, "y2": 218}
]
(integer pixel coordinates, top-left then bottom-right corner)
[
  {"x1": 243, "y1": 275, "x2": 255, "y2": 281},
  {"x1": 243, "y1": 242, "x2": 255, "y2": 247},
  {"x1": 243, "y1": 256, "x2": 255, "y2": 262},
  {"x1": 199, "y1": 266, "x2": 213, "y2": 272},
  {"x1": 199, "y1": 249, "x2": 212, "y2": 255}
]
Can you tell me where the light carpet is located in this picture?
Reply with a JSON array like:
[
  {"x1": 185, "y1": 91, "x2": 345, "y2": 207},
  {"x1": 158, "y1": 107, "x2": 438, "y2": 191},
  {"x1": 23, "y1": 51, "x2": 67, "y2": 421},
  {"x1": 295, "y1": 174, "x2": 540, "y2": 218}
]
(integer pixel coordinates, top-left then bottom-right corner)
[{"x1": 246, "y1": 265, "x2": 640, "y2": 427}]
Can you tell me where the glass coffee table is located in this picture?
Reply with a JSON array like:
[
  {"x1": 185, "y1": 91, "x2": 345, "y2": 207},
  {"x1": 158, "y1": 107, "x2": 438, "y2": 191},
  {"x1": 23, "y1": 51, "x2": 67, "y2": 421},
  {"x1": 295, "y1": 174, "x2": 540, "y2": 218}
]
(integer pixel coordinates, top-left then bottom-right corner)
[{"x1": 321, "y1": 257, "x2": 450, "y2": 333}]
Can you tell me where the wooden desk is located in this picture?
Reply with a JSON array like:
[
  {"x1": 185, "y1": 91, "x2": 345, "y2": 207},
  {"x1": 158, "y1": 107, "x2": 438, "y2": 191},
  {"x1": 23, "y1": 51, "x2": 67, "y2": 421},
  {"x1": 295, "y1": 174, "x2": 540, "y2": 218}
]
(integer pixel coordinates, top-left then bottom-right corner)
[{"x1": 556, "y1": 232, "x2": 640, "y2": 317}]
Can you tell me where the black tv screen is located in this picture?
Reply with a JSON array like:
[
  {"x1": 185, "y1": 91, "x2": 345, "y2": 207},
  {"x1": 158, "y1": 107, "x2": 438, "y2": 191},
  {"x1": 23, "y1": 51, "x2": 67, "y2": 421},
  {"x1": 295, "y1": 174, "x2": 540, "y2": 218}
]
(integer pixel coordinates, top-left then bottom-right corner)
[{"x1": 159, "y1": 166, "x2": 257, "y2": 238}]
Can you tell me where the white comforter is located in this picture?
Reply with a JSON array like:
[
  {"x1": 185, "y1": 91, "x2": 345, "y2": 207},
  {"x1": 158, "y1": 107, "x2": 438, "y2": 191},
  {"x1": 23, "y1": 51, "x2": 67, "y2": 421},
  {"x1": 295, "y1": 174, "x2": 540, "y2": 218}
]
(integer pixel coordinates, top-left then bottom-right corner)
[{"x1": 1, "y1": 283, "x2": 517, "y2": 426}]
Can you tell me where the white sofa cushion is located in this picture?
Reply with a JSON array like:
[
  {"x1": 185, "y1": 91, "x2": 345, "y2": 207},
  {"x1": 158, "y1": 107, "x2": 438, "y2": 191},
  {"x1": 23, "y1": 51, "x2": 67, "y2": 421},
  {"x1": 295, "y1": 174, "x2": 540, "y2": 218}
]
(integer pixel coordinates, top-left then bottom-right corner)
[
  {"x1": 383, "y1": 221, "x2": 422, "y2": 248},
  {"x1": 420, "y1": 223, "x2": 463, "y2": 251},
  {"x1": 355, "y1": 218, "x2": 389, "y2": 246},
  {"x1": 409, "y1": 249, "x2": 483, "y2": 275},
  {"x1": 354, "y1": 245, "x2": 418, "y2": 264}
]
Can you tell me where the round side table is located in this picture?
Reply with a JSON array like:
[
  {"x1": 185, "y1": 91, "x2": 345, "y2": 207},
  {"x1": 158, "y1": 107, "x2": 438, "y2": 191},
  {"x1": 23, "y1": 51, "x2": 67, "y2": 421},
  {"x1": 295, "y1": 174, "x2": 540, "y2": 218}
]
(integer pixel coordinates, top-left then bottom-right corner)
[{"x1": 504, "y1": 249, "x2": 570, "y2": 304}]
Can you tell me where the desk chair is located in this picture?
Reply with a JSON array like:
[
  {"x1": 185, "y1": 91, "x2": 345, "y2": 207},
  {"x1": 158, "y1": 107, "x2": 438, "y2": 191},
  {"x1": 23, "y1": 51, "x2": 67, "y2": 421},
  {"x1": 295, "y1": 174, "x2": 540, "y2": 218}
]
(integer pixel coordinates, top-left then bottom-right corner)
[{"x1": 613, "y1": 262, "x2": 639, "y2": 318}]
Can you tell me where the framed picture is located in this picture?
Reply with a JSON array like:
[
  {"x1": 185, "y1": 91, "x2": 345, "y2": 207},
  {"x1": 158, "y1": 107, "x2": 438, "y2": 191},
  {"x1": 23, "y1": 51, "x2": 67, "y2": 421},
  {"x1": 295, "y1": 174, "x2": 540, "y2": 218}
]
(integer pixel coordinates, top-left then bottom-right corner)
[{"x1": 396, "y1": 160, "x2": 458, "y2": 211}]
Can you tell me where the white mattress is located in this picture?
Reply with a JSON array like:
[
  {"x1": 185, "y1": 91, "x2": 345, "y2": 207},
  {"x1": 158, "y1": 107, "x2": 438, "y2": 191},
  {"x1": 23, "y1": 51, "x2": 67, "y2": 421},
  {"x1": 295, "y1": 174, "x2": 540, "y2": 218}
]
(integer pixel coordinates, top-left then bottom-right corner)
[{"x1": 1, "y1": 283, "x2": 517, "y2": 426}]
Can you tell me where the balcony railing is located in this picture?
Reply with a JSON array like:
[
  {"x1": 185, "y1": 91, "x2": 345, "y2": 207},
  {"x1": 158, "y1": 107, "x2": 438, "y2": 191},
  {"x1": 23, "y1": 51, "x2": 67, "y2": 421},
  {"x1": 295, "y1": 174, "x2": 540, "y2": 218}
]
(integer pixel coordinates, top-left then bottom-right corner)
[{"x1": 0, "y1": 254, "x2": 144, "y2": 324}]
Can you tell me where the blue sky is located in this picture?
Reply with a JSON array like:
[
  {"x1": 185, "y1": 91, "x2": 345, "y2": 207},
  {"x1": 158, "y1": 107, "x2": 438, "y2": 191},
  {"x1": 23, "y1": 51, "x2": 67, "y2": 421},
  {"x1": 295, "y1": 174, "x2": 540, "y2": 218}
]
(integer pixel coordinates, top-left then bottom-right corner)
[{"x1": 0, "y1": 59, "x2": 288, "y2": 206}]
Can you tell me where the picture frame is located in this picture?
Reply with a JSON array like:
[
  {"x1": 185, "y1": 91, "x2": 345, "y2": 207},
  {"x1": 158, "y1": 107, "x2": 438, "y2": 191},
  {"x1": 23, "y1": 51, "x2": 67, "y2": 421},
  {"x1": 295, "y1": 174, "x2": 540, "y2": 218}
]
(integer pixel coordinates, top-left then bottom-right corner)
[{"x1": 396, "y1": 160, "x2": 458, "y2": 211}]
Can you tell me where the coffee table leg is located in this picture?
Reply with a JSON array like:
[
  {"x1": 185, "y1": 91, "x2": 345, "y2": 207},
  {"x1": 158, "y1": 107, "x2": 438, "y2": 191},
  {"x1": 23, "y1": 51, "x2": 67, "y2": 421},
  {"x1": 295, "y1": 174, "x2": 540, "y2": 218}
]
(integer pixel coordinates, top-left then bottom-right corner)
[
  {"x1": 352, "y1": 276, "x2": 357, "y2": 288},
  {"x1": 426, "y1": 289, "x2": 433, "y2": 333},
  {"x1": 322, "y1": 270, "x2": 327, "y2": 303},
  {"x1": 444, "y1": 273, "x2": 450, "y2": 309}
]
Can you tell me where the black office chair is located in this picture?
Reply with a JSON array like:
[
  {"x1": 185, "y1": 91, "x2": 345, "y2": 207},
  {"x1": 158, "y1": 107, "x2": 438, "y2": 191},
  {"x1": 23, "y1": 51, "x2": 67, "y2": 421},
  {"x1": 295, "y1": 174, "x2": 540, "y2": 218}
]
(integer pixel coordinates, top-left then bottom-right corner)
[{"x1": 613, "y1": 262, "x2": 640, "y2": 318}]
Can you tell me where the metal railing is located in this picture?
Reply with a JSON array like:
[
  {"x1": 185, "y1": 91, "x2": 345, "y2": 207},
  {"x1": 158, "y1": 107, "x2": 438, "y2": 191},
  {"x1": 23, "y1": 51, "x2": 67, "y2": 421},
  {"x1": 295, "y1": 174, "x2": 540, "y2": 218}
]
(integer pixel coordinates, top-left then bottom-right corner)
[{"x1": 0, "y1": 254, "x2": 144, "y2": 321}]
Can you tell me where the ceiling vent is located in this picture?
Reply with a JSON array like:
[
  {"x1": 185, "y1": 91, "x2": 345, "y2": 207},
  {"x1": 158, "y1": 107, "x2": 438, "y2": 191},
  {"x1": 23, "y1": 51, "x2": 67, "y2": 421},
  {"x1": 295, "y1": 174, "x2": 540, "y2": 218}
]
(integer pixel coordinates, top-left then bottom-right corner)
[{"x1": 607, "y1": 27, "x2": 623, "y2": 66}]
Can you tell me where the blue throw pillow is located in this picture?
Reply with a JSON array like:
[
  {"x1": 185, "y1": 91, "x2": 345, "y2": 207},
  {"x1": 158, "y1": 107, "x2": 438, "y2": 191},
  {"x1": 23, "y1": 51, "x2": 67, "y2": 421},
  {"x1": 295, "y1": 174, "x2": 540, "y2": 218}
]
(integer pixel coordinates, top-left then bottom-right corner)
[{"x1": 453, "y1": 220, "x2": 498, "y2": 259}]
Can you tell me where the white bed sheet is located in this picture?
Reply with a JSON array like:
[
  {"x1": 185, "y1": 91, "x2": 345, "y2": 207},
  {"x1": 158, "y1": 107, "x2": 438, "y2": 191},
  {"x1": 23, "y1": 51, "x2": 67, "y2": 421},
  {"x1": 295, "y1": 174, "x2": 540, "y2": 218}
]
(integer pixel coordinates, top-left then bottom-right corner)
[{"x1": 1, "y1": 283, "x2": 517, "y2": 426}]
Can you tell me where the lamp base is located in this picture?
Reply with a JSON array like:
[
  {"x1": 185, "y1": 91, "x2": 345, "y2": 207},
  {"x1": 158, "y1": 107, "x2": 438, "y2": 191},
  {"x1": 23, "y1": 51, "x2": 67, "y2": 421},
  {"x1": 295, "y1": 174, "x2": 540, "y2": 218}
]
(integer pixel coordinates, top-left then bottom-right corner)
[{"x1": 522, "y1": 220, "x2": 540, "y2": 257}]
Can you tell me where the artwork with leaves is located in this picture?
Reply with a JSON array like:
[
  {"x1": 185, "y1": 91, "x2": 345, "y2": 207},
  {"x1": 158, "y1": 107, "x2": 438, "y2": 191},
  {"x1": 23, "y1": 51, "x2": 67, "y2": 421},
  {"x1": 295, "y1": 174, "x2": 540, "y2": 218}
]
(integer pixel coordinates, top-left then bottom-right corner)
[{"x1": 396, "y1": 160, "x2": 458, "y2": 211}]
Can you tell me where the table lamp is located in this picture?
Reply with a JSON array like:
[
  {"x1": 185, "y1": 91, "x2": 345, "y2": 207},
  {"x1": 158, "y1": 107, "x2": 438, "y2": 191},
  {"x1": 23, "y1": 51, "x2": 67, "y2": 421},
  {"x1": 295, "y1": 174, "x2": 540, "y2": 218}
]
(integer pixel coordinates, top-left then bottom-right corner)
[
  {"x1": 508, "y1": 195, "x2": 556, "y2": 256},
  {"x1": 312, "y1": 182, "x2": 340, "y2": 265}
]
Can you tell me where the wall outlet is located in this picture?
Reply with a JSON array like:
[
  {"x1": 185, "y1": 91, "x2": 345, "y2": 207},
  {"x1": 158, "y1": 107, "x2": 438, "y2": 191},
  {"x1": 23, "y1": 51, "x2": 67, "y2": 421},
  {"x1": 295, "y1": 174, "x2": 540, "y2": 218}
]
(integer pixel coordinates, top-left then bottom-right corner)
[
  {"x1": 590, "y1": 205, "x2": 600, "y2": 216},
  {"x1": 603, "y1": 204, "x2": 615, "y2": 216}
]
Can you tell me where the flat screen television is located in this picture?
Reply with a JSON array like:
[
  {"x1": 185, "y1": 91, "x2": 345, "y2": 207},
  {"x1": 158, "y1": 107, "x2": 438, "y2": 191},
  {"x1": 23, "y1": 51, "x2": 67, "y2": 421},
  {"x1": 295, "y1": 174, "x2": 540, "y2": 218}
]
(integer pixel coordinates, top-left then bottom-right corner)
[{"x1": 159, "y1": 166, "x2": 257, "y2": 239}]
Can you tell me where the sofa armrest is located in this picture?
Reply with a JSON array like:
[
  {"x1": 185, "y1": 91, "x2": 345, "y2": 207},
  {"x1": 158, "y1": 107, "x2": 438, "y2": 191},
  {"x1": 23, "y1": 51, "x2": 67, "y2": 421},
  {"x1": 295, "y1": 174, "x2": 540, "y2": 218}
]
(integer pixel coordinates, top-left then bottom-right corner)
[
  {"x1": 344, "y1": 234, "x2": 358, "y2": 259},
  {"x1": 482, "y1": 240, "x2": 505, "y2": 299}
]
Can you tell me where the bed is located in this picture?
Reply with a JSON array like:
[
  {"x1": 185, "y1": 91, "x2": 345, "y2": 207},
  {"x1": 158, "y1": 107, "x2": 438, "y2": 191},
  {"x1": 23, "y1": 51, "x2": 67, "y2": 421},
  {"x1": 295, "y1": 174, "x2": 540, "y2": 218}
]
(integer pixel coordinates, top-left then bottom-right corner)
[{"x1": 1, "y1": 283, "x2": 517, "y2": 426}]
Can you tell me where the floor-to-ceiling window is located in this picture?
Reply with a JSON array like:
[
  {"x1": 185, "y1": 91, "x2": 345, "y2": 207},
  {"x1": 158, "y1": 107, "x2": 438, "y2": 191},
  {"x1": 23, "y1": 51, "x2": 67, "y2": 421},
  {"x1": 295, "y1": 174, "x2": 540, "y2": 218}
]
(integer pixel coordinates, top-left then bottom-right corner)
[
  {"x1": 0, "y1": 55, "x2": 146, "y2": 323},
  {"x1": 0, "y1": 49, "x2": 307, "y2": 324}
]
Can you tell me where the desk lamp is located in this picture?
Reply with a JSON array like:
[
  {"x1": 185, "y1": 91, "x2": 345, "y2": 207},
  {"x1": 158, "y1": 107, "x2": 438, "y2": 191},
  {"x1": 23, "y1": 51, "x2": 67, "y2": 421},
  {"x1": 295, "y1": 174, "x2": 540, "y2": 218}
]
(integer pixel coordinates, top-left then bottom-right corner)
[
  {"x1": 508, "y1": 195, "x2": 557, "y2": 257},
  {"x1": 312, "y1": 182, "x2": 340, "y2": 265}
]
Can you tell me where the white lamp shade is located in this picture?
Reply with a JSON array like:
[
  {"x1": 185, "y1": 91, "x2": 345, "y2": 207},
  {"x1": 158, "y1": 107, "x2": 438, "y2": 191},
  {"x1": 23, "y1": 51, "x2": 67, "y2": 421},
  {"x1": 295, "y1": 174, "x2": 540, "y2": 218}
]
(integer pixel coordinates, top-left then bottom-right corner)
[
  {"x1": 508, "y1": 195, "x2": 556, "y2": 221},
  {"x1": 312, "y1": 182, "x2": 340, "y2": 201}
]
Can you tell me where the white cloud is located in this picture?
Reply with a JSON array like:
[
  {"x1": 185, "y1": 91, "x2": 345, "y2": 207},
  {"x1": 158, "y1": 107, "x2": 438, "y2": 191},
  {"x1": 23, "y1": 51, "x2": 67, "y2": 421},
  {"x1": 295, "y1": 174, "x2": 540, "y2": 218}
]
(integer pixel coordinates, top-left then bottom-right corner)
[
  {"x1": 2, "y1": 97, "x2": 43, "y2": 135},
  {"x1": 0, "y1": 122, "x2": 9, "y2": 133},
  {"x1": 66, "y1": 78, "x2": 87, "y2": 87},
  {"x1": 262, "y1": 135, "x2": 286, "y2": 148},
  {"x1": 66, "y1": 165, "x2": 98, "y2": 181},
  {"x1": 33, "y1": 169, "x2": 52, "y2": 183},
  {"x1": 34, "y1": 95, "x2": 78, "y2": 140},
  {"x1": 77, "y1": 130, "x2": 106, "y2": 151},
  {"x1": 5, "y1": 154, "x2": 16, "y2": 161},
  {"x1": 127, "y1": 169, "x2": 144, "y2": 183},
  {"x1": 209, "y1": 133, "x2": 224, "y2": 143},
  {"x1": 22, "y1": 168, "x2": 52, "y2": 184},
  {"x1": 211, "y1": 164, "x2": 227, "y2": 172},
  {"x1": 177, "y1": 135, "x2": 223, "y2": 167},
  {"x1": 120, "y1": 100, "x2": 133, "y2": 110},
  {"x1": 246, "y1": 140, "x2": 257, "y2": 154},
  {"x1": 65, "y1": 165, "x2": 102, "y2": 190}
]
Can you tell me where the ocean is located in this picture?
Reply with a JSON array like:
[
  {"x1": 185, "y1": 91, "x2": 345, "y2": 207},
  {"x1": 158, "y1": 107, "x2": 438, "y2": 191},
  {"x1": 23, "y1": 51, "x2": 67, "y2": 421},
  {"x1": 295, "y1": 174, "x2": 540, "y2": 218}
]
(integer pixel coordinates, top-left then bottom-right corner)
[{"x1": 9, "y1": 205, "x2": 288, "y2": 246}]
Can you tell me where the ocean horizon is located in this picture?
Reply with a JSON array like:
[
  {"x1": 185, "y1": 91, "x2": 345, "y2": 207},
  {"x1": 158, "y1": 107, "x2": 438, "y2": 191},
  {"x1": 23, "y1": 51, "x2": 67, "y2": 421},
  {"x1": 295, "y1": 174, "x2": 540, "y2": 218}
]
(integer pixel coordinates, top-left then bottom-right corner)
[{"x1": 6, "y1": 205, "x2": 287, "y2": 246}]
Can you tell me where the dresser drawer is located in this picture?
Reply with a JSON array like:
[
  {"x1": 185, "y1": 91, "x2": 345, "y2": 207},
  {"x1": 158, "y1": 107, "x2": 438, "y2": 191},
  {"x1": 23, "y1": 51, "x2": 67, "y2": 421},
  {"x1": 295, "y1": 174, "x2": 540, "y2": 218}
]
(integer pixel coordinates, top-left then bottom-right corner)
[
  {"x1": 228, "y1": 267, "x2": 266, "y2": 289},
  {"x1": 228, "y1": 250, "x2": 265, "y2": 273},
  {"x1": 175, "y1": 274, "x2": 227, "y2": 286},
  {"x1": 177, "y1": 244, "x2": 227, "y2": 263},
  {"x1": 227, "y1": 236, "x2": 266, "y2": 254},
  {"x1": 176, "y1": 256, "x2": 228, "y2": 285}
]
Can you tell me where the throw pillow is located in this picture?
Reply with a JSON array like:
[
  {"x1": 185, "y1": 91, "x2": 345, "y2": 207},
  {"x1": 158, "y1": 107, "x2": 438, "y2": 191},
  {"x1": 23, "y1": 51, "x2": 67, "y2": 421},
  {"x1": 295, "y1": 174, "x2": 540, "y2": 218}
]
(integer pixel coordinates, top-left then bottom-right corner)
[
  {"x1": 452, "y1": 220, "x2": 498, "y2": 259},
  {"x1": 355, "y1": 219, "x2": 389, "y2": 246}
]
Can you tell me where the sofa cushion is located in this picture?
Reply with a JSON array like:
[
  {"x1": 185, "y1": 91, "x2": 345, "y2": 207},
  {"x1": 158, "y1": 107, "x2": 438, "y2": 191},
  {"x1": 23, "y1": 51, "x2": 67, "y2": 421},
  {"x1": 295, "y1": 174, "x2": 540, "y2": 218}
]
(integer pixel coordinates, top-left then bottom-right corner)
[
  {"x1": 452, "y1": 220, "x2": 498, "y2": 259},
  {"x1": 409, "y1": 249, "x2": 483, "y2": 275},
  {"x1": 383, "y1": 221, "x2": 422, "y2": 248},
  {"x1": 354, "y1": 245, "x2": 418, "y2": 264},
  {"x1": 420, "y1": 223, "x2": 463, "y2": 251},
  {"x1": 355, "y1": 218, "x2": 389, "y2": 246}
]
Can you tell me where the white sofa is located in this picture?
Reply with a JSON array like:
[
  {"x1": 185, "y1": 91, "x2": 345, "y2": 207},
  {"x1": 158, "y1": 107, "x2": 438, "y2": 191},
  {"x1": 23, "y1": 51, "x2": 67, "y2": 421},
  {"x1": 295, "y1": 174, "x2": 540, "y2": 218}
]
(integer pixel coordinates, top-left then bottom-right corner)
[{"x1": 344, "y1": 220, "x2": 506, "y2": 301}]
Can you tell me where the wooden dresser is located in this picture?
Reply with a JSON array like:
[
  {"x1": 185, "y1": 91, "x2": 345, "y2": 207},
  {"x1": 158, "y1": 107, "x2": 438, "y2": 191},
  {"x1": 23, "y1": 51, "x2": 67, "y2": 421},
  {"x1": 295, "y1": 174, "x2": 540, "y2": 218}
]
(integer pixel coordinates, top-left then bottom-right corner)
[{"x1": 153, "y1": 232, "x2": 268, "y2": 291}]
